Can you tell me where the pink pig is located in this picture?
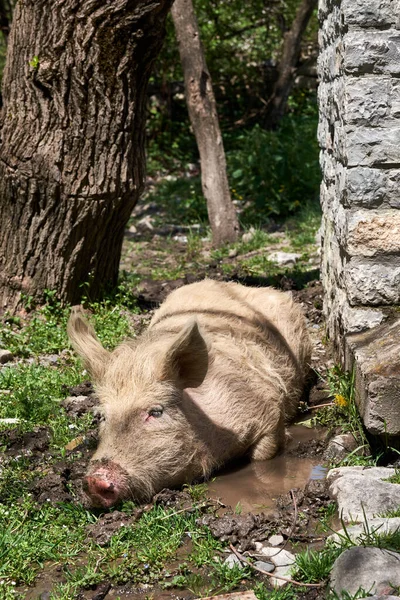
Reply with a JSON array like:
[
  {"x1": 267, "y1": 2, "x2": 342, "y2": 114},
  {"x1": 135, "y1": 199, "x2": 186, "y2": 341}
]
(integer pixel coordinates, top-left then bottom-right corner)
[{"x1": 68, "y1": 280, "x2": 311, "y2": 508}]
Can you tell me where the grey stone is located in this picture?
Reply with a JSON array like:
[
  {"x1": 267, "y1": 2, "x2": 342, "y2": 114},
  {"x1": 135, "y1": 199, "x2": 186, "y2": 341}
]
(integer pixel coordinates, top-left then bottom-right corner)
[
  {"x1": 344, "y1": 31, "x2": 400, "y2": 76},
  {"x1": 344, "y1": 168, "x2": 400, "y2": 210},
  {"x1": 341, "y1": 303, "x2": 386, "y2": 335},
  {"x1": 345, "y1": 317, "x2": 400, "y2": 436},
  {"x1": 268, "y1": 534, "x2": 284, "y2": 546},
  {"x1": 324, "y1": 433, "x2": 361, "y2": 463},
  {"x1": 345, "y1": 258, "x2": 400, "y2": 305},
  {"x1": 259, "y1": 547, "x2": 296, "y2": 587},
  {"x1": 359, "y1": 597, "x2": 400, "y2": 600},
  {"x1": 329, "y1": 517, "x2": 400, "y2": 545},
  {"x1": 346, "y1": 127, "x2": 400, "y2": 168},
  {"x1": 253, "y1": 560, "x2": 275, "y2": 573},
  {"x1": 268, "y1": 251, "x2": 302, "y2": 266},
  {"x1": 330, "y1": 547, "x2": 400, "y2": 597},
  {"x1": 0, "y1": 350, "x2": 13, "y2": 364},
  {"x1": 344, "y1": 77, "x2": 391, "y2": 126},
  {"x1": 327, "y1": 466, "x2": 400, "y2": 521},
  {"x1": 223, "y1": 554, "x2": 245, "y2": 569},
  {"x1": 342, "y1": 0, "x2": 398, "y2": 28}
]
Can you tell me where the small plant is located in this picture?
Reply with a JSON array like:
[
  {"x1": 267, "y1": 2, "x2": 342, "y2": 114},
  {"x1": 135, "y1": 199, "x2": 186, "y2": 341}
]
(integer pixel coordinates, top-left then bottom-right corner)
[
  {"x1": 314, "y1": 365, "x2": 371, "y2": 465},
  {"x1": 292, "y1": 545, "x2": 342, "y2": 583},
  {"x1": 254, "y1": 582, "x2": 299, "y2": 600},
  {"x1": 29, "y1": 55, "x2": 40, "y2": 69}
]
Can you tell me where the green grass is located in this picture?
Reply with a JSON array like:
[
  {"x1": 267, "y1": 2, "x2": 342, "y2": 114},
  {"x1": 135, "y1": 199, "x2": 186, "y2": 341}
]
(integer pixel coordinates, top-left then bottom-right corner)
[
  {"x1": 292, "y1": 545, "x2": 342, "y2": 583},
  {"x1": 314, "y1": 366, "x2": 372, "y2": 466}
]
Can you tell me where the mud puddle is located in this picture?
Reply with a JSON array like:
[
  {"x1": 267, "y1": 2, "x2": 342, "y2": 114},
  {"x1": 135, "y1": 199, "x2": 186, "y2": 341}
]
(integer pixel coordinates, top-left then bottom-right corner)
[{"x1": 208, "y1": 425, "x2": 327, "y2": 513}]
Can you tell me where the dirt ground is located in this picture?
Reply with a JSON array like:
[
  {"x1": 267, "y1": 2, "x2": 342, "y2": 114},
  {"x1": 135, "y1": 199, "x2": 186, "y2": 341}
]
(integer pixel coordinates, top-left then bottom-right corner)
[{"x1": 2, "y1": 220, "x2": 337, "y2": 599}]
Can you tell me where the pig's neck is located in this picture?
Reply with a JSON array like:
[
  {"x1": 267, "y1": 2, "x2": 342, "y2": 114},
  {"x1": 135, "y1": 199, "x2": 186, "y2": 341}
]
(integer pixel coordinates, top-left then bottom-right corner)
[{"x1": 182, "y1": 375, "x2": 254, "y2": 472}]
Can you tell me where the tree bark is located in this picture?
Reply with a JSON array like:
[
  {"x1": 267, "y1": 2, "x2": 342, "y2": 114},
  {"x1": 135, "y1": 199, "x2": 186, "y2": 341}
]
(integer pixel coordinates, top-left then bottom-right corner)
[
  {"x1": 171, "y1": 0, "x2": 239, "y2": 247},
  {"x1": 0, "y1": 0, "x2": 173, "y2": 311},
  {"x1": 265, "y1": 0, "x2": 317, "y2": 129}
]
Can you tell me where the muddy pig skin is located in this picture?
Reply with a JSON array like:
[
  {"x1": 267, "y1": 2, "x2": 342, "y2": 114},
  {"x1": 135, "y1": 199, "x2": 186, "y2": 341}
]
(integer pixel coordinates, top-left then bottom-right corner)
[{"x1": 68, "y1": 280, "x2": 311, "y2": 508}]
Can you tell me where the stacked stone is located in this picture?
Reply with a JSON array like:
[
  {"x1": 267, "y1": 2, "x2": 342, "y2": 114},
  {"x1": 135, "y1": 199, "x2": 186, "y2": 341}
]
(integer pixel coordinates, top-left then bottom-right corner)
[{"x1": 318, "y1": 0, "x2": 400, "y2": 435}]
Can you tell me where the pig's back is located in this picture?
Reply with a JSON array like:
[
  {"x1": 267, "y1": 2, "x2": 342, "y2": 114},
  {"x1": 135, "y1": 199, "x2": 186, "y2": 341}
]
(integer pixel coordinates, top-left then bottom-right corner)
[{"x1": 150, "y1": 280, "x2": 310, "y2": 375}]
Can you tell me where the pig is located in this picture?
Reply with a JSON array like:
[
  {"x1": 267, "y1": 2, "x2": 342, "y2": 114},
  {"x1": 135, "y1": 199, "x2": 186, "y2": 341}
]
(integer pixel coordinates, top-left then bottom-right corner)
[{"x1": 67, "y1": 279, "x2": 311, "y2": 508}]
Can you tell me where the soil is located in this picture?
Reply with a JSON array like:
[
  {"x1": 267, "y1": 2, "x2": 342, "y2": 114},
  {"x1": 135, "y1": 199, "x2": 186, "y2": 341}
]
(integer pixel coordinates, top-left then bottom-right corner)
[{"x1": 6, "y1": 221, "x2": 336, "y2": 599}]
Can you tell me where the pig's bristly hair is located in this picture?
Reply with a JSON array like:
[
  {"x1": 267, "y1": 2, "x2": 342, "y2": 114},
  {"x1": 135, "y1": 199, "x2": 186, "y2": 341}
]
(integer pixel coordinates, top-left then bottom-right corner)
[{"x1": 67, "y1": 306, "x2": 111, "y2": 381}]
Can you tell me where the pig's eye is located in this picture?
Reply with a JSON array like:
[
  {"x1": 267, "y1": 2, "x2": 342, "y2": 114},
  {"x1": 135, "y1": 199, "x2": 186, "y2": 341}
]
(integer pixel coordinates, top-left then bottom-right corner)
[{"x1": 148, "y1": 406, "x2": 164, "y2": 418}]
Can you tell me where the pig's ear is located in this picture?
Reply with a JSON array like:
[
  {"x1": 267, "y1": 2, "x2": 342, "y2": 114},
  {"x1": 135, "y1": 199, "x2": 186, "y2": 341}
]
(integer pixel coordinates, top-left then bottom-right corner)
[
  {"x1": 67, "y1": 306, "x2": 111, "y2": 381},
  {"x1": 161, "y1": 319, "x2": 208, "y2": 389}
]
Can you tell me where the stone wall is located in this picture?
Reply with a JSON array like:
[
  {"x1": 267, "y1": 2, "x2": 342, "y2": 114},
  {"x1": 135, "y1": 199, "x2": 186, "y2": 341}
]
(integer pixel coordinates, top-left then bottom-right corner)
[{"x1": 318, "y1": 0, "x2": 400, "y2": 436}]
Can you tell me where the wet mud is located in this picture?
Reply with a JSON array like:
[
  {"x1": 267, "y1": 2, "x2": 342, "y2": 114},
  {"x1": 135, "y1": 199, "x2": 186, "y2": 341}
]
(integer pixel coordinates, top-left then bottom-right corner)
[{"x1": 208, "y1": 425, "x2": 327, "y2": 513}]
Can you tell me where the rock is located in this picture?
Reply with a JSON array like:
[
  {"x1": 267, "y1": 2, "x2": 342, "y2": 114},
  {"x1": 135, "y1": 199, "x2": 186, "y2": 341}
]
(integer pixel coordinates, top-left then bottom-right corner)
[
  {"x1": 268, "y1": 534, "x2": 284, "y2": 546},
  {"x1": 39, "y1": 354, "x2": 59, "y2": 366},
  {"x1": 223, "y1": 553, "x2": 245, "y2": 569},
  {"x1": 259, "y1": 547, "x2": 296, "y2": 587},
  {"x1": 0, "y1": 349, "x2": 13, "y2": 364},
  {"x1": 327, "y1": 466, "x2": 400, "y2": 521},
  {"x1": 329, "y1": 517, "x2": 400, "y2": 545},
  {"x1": 253, "y1": 560, "x2": 275, "y2": 573},
  {"x1": 345, "y1": 317, "x2": 400, "y2": 436},
  {"x1": 359, "y1": 596, "x2": 400, "y2": 600},
  {"x1": 242, "y1": 227, "x2": 256, "y2": 243},
  {"x1": 324, "y1": 433, "x2": 361, "y2": 463},
  {"x1": 228, "y1": 248, "x2": 238, "y2": 258},
  {"x1": 202, "y1": 593, "x2": 257, "y2": 600},
  {"x1": 268, "y1": 252, "x2": 302, "y2": 266},
  {"x1": 330, "y1": 547, "x2": 400, "y2": 597}
]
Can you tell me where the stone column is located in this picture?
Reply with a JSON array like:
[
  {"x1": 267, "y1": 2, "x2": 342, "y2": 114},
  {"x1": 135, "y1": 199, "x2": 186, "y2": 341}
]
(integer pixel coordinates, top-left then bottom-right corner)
[{"x1": 318, "y1": 0, "x2": 400, "y2": 437}]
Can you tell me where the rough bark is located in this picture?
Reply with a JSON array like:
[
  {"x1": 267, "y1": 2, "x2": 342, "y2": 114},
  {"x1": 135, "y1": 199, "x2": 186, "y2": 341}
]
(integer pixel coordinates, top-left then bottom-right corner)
[
  {"x1": 0, "y1": 0, "x2": 173, "y2": 311},
  {"x1": 171, "y1": 0, "x2": 239, "y2": 247},
  {"x1": 265, "y1": 0, "x2": 317, "y2": 129}
]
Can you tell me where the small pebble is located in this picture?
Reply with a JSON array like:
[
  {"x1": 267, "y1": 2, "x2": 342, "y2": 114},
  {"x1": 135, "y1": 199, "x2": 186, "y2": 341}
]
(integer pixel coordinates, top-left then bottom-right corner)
[
  {"x1": 253, "y1": 560, "x2": 275, "y2": 573},
  {"x1": 224, "y1": 553, "x2": 244, "y2": 569},
  {"x1": 268, "y1": 534, "x2": 284, "y2": 546}
]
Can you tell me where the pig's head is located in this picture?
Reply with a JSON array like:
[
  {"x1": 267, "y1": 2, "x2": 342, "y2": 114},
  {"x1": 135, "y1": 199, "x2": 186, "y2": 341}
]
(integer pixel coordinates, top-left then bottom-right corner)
[{"x1": 67, "y1": 307, "x2": 210, "y2": 508}]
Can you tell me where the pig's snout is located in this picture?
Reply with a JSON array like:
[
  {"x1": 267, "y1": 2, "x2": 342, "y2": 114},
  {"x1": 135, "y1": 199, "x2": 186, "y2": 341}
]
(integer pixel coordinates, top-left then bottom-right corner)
[{"x1": 83, "y1": 462, "x2": 129, "y2": 508}]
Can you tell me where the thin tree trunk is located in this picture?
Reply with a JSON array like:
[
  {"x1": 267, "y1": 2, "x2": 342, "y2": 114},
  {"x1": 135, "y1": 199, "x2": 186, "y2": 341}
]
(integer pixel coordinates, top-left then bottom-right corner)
[
  {"x1": 171, "y1": 0, "x2": 239, "y2": 247},
  {"x1": 265, "y1": 0, "x2": 317, "y2": 129},
  {"x1": 0, "y1": 0, "x2": 173, "y2": 311}
]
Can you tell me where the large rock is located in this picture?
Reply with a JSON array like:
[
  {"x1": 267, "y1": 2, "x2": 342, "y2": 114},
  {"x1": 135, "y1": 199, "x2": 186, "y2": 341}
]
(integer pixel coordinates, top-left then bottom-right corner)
[
  {"x1": 327, "y1": 466, "x2": 400, "y2": 521},
  {"x1": 331, "y1": 547, "x2": 400, "y2": 597},
  {"x1": 329, "y1": 517, "x2": 400, "y2": 545},
  {"x1": 344, "y1": 317, "x2": 400, "y2": 436}
]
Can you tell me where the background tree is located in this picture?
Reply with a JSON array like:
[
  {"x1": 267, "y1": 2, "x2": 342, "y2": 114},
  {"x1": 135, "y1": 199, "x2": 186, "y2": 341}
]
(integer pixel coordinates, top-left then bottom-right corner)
[
  {"x1": 0, "y1": 0, "x2": 173, "y2": 311},
  {"x1": 146, "y1": 0, "x2": 319, "y2": 226},
  {"x1": 171, "y1": 0, "x2": 239, "y2": 246},
  {"x1": 264, "y1": 0, "x2": 318, "y2": 129}
]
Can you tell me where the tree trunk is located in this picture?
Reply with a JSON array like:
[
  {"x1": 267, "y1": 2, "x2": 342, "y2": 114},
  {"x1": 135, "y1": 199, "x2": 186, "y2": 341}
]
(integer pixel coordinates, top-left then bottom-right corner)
[
  {"x1": 265, "y1": 0, "x2": 317, "y2": 129},
  {"x1": 171, "y1": 0, "x2": 239, "y2": 247},
  {"x1": 0, "y1": 0, "x2": 173, "y2": 312}
]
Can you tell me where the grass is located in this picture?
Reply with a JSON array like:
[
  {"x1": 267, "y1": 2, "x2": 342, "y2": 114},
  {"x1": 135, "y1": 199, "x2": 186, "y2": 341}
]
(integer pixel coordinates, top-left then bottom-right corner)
[
  {"x1": 313, "y1": 365, "x2": 373, "y2": 467},
  {"x1": 292, "y1": 545, "x2": 342, "y2": 583}
]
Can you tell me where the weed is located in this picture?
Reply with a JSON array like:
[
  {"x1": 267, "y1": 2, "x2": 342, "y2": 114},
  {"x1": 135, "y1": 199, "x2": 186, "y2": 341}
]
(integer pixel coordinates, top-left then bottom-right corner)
[
  {"x1": 314, "y1": 365, "x2": 370, "y2": 465},
  {"x1": 292, "y1": 545, "x2": 342, "y2": 583},
  {"x1": 330, "y1": 588, "x2": 371, "y2": 600},
  {"x1": 254, "y1": 582, "x2": 300, "y2": 600},
  {"x1": 384, "y1": 469, "x2": 400, "y2": 484},
  {"x1": 317, "y1": 502, "x2": 337, "y2": 533}
]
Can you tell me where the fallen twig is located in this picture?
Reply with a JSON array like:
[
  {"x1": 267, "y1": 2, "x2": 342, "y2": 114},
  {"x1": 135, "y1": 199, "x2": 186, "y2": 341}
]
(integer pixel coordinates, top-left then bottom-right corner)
[{"x1": 229, "y1": 543, "x2": 325, "y2": 588}]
